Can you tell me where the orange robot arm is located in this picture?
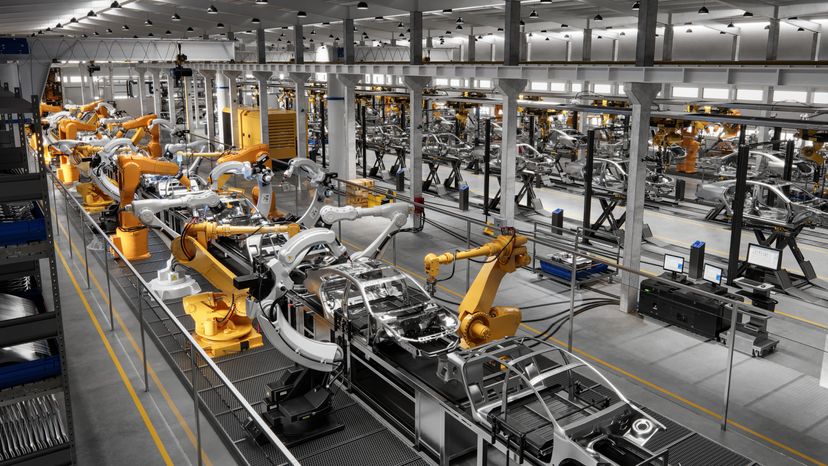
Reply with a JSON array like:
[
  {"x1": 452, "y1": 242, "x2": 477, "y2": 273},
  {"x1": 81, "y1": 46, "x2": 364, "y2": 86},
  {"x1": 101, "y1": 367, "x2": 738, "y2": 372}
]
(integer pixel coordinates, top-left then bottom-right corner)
[
  {"x1": 117, "y1": 156, "x2": 180, "y2": 229},
  {"x1": 216, "y1": 143, "x2": 271, "y2": 166},
  {"x1": 59, "y1": 119, "x2": 98, "y2": 140}
]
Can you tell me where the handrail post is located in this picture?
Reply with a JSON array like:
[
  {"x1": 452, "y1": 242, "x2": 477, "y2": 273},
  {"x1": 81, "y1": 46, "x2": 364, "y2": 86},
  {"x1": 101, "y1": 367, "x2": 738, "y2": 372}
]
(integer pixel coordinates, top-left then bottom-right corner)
[
  {"x1": 721, "y1": 303, "x2": 740, "y2": 431},
  {"x1": 139, "y1": 288, "x2": 148, "y2": 392},
  {"x1": 191, "y1": 343, "x2": 203, "y2": 466},
  {"x1": 568, "y1": 230, "x2": 580, "y2": 352}
]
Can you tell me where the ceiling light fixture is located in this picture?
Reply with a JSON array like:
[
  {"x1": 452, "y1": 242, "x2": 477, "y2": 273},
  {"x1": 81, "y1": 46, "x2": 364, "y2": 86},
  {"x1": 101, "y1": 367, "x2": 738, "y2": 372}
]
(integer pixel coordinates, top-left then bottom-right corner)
[
  {"x1": 545, "y1": 37, "x2": 550, "y2": 41},
  {"x1": 148, "y1": 32, "x2": 154, "y2": 37},
  {"x1": 686, "y1": 28, "x2": 693, "y2": 33},
  {"x1": 374, "y1": 16, "x2": 383, "y2": 20},
  {"x1": 252, "y1": 17, "x2": 260, "y2": 24},
  {"x1": 122, "y1": 24, "x2": 129, "y2": 30},
  {"x1": 719, "y1": 31, "x2": 726, "y2": 34},
  {"x1": 594, "y1": 14, "x2": 603, "y2": 21},
  {"x1": 207, "y1": 4, "x2": 218, "y2": 14},
  {"x1": 55, "y1": 23, "x2": 61, "y2": 28},
  {"x1": 145, "y1": 19, "x2": 153, "y2": 26},
  {"x1": 357, "y1": 2, "x2": 368, "y2": 9},
  {"x1": 743, "y1": 11, "x2": 753, "y2": 17},
  {"x1": 297, "y1": 11, "x2": 307, "y2": 18},
  {"x1": 632, "y1": 1, "x2": 639, "y2": 10},
  {"x1": 727, "y1": 21, "x2": 735, "y2": 28},
  {"x1": 397, "y1": 22, "x2": 404, "y2": 28},
  {"x1": 456, "y1": 17, "x2": 463, "y2": 24},
  {"x1": 456, "y1": 24, "x2": 463, "y2": 30},
  {"x1": 93, "y1": 31, "x2": 99, "y2": 36},
  {"x1": 561, "y1": 23, "x2": 568, "y2": 28},
  {"x1": 442, "y1": 9, "x2": 452, "y2": 13},
  {"x1": 106, "y1": 28, "x2": 112, "y2": 34},
  {"x1": 110, "y1": 1, "x2": 120, "y2": 8},
  {"x1": 172, "y1": 12, "x2": 181, "y2": 21},
  {"x1": 529, "y1": 10, "x2": 539, "y2": 18},
  {"x1": 497, "y1": 27, "x2": 503, "y2": 31},
  {"x1": 798, "y1": 26, "x2": 805, "y2": 31},
  {"x1": 256, "y1": 0, "x2": 268, "y2": 4},
  {"x1": 217, "y1": 23, "x2": 224, "y2": 29},
  {"x1": 310, "y1": 28, "x2": 315, "y2": 34},
  {"x1": 399, "y1": 32, "x2": 405, "y2": 38},
  {"x1": 165, "y1": 30, "x2": 171, "y2": 35},
  {"x1": 87, "y1": 10, "x2": 96, "y2": 17},
  {"x1": 187, "y1": 26, "x2": 194, "y2": 32},
  {"x1": 70, "y1": 17, "x2": 77, "y2": 23},
  {"x1": 698, "y1": 5, "x2": 709, "y2": 15}
]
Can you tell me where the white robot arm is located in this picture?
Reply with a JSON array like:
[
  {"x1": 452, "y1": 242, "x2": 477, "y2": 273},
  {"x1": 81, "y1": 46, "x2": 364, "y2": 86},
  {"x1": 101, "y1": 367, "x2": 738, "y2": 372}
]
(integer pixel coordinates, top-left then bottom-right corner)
[
  {"x1": 164, "y1": 140, "x2": 209, "y2": 158},
  {"x1": 284, "y1": 157, "x2": 327, "y2": 187},
  {"x1": 53, "y1": 138, "x2": 107, "y2": 155},
  {"x1": 101, "y1": 138, "x2": 139, "y2": 158},
  {"x1": 209, "y1": 161, "x2": 253, "y2": 190},
  {"x1": 319, "y1": 203, "x2": 411, "y2": 260},
  {"x1": 253, "y1": 227, "x2": 348, "y2": 372},
  {"x1": 209, "y1": 161, "x2": 273, "y2": 215},
  {"x1": 125, "y1": 191, "x2": 222, "y2": 230}
]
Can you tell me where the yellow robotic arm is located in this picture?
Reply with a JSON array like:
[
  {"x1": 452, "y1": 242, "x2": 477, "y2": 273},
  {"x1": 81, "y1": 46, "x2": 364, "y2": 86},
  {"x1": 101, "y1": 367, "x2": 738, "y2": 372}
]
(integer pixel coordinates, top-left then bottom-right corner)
[
  {"x1": 216, "y1": 143, "x2": 271, "y2": 165},
  {"x1": 111, "y1": 155, "x2": 180, "y2": 261},
  {"x1": 424, "y1": 233, "x2": 530, "y2": 348}
]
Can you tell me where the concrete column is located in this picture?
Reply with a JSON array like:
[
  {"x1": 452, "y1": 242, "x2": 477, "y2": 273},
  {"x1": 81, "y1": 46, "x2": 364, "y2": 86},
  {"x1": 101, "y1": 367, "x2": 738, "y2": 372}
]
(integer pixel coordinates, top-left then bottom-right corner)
[
  {"x1": 107, "y1": 66, "x2": 115, "y2": 100},
  {"x1": 662, "y1": 15, "x2": 673, "y2": 62},
  {"x1": 731, "y1": 35, "x2": 741, "y2": 61},
  {"x1": 79, "y1": 67, "x2": 86, "y2": 103},
  {"x1": 410, "y1": 12, "x2": 423, "y2": 64},
  {"x1": 343, "y1": 18, "x2": 355, "y2": 64},
  {"x1": 566, "y1": 40, "x2": 573, "y2": 61},
  {"x1": 504, "y1": 0, "x2": 521, "y2": 66},
  {"x1": 326, "y1": 75, "x2": 355, "y2": 179},
  {"x1": 86, "y1": 65, "x2": 96, "y2": 101},
  {"x1": 149, "y1": 69, "x2": 162, "y2": 116},
  {"x1": 215, "y1": 73, "x2": 228, "y2": 145},
  {"x1": 612, "y1": 39, "x2": 620, "y2": 61},
  {"x1": 294, "y1": 22, "x2": 304, "y2": 64},
  {"x1": 811, "y1": 32, "x2": 821, "y2": 61},
  {"x1": 252, "y1": 71, "x2": 271, "y2": 146},
  {"x1": 520, "y1": 32, "x2": 529, "y2": 62},
  {"x1": 496, "y1": 78, "x2": 527, "y2": 227},
  {"x1": 621, "y1": 83, "x2": 660, "y2": 313},
  {"x1": 467, "y1": 34, "x2": 476, "y2": 62},
  {"x1": 289, "y1": 72, "x2": 311, "y2": 158},
  {"x1": 223, "y1": 71, "x2": 242, "y2": 147},
  {"x1": 338, "y1": 74, "x2": 361, "y2": 175},
  {"x1": 490, "y1": 42, "x2": 496, "y2": 61},
  {"x1": 257, "y1": 26, "x2": 266, "y2": 64},
  {"x1": 404, "y1": 76, "x2": 430, "y2": 228},
  {"x1": 583, "y1": 23, "x2": 592, "y2": 61},
  {"x1": 166, "y1": 70, "x2": 178, "y2": 126},
  {"x1": 199, "y1": 70, "x2": 216, "y2": 150},
  {"x1": 135, "y1": 68, "x2": 147, "y2": 115},
  {"x1": 182, "y1": 75, "x2": 194, "y2": 132},
  {"x1": 766, "y1": 7, "x2": 780, "y2": 61}
]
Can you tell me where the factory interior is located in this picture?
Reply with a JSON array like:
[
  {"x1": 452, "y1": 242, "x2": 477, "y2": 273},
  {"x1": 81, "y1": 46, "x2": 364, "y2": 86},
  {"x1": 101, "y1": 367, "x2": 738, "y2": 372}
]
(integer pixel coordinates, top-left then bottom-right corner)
[{"x1": 2, "y1": 0, "x2": 828, "y2": 465}]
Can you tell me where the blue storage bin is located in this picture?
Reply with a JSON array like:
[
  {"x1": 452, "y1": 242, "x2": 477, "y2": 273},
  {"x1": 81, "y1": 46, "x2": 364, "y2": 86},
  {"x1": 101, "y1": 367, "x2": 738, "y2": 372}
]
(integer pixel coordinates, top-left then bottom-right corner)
[
  {"x1": 0, "y1": 202, "x2": 47, "y2": 246},
  {"x1": 539, "y1": 259, "x2": 609, "y2": 281}
]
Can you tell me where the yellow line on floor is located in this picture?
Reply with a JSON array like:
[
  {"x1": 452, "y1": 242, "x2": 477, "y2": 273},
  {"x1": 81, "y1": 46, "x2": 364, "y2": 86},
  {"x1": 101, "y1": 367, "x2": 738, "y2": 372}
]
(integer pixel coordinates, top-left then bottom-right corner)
[
  {"x1": 342, "y1": 237, "x2": 826, "y2": 466},
  {"x1": 56, "y1": 223, "x2": 214, "y2": 466},
  {"x1": 56, "y1": 246, "x2": 174, "y2": 466}
]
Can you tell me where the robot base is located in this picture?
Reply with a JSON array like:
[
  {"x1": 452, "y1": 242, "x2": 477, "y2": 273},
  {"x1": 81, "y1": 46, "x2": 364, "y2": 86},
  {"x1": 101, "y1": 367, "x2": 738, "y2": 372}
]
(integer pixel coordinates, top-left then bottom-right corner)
[
  {"x1": 56, "y1": 156, "x2": 79, "y2": 184},
  {"x1": 110, "y1": 227, "x2": 151, "y2": 261},
  {"x1": 183, "y1": 292, "x2": 263, "y2": 358},
  {"x1": 76, "y1": 182, "x2": 113, "y2": 213}
]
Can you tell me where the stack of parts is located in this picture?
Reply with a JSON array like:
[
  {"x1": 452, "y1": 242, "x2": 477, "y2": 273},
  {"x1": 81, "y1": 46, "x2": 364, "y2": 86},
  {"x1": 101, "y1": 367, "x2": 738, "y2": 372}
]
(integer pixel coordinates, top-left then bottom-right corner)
[{"x1": 0, "y1": 394, "x2": 69, "y2": 460}]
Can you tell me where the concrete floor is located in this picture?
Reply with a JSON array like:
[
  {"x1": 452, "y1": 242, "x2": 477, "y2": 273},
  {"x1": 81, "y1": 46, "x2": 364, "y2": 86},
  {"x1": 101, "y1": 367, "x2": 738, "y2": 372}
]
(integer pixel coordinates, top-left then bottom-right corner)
[{"x1": 50, "y1": 184, "x2": 236, "y2": 466}]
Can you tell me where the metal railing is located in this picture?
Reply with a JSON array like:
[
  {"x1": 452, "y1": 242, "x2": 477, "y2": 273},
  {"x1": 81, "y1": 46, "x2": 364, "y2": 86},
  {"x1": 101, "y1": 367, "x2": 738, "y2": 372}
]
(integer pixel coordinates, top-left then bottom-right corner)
[{"x1": 47, "y1": 170, "x2": 300, "y2": 466}]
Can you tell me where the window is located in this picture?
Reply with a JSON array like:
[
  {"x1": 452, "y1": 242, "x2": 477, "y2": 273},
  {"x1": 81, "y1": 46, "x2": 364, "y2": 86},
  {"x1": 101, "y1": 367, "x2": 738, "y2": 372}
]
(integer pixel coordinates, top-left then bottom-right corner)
[
  {"x1": 549, "y1": 82, "x2": 566, "y2": 92},
  {"x1": 813, "y1": 92, "x2": 828, "y2": 104},
  {"x1": 315, "y1": 73, "x2": 328, "y2": 82},
  {"x1": 736, "y1": 88, "x2": 763, "y2": 101},
  {"x1": 449, "y1": 78, "x2": 462, "y2": 87},
  {"x1": 364, "y1": 73, "x2": 371, "y2": 83},
  {"x1": 593, "y1": 84, "x2": 612, "y2": 94},
  {"x1": 618, "y1": 84, "x2": 625, "y2": 95},
  {"x1": 703, "y1": 88, "x2": 729, "y2": 99},
  {"x1": 672, "y1": 86, "x2": 698, "y2": 98},
  {"x1": 372, "y1": 74, "x2": 385, "y2": 85},
  {"x1": 435, "y1": 78, "x2": 448, "y2": 86},
  {"x1": 772, "y1": 90, "x2": 807, "y2": 103},
  {"x1": 571, "y1": 83, "x2": 582, "y2": 92},
  {"x1": 477, "y1": 79, "x2": 492, "y2": 88},
  {"x1": 531, "y1": 81, "x2": 547, "y2": 91}
]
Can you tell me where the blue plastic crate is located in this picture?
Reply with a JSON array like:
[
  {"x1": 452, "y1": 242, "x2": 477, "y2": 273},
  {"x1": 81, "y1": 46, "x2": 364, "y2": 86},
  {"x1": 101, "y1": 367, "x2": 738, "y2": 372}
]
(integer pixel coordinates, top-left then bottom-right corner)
[
  {"x1": 0, "y1": 202, "x2": 46, "y2": 246},
  {"x1": 0, "y1": 355, "x2": 61, "y2": 390},
  {"x1": 539, "y1": 259, "x2": 609, "y2": 281}
]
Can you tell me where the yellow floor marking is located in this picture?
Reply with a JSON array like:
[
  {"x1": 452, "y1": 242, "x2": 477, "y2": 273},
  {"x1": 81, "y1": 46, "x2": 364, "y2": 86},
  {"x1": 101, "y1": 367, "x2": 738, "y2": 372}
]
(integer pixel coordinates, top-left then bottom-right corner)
[
  {"x1": 342, "y1": 236, "x2": 827, "y2": 466},
  {"x1": 57, "y1": 223, "x2": 214, "y2": 466},
  {"x1": 56, "y1": 246, "x2": 174, "y2": 466}
]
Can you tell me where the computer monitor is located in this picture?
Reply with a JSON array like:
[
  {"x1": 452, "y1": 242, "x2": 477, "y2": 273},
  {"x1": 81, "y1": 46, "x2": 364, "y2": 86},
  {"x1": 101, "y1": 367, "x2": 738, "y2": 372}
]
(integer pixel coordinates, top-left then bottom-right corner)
[
  {"x1": 746, "y1": 244, "x2": 782, "y2": 271},
  {"x1": 702, "y1": 263, "x2": 723, "y2": 286},
  {"x1": 662, "y1": 254, "x2": 684, "y2": 274}
]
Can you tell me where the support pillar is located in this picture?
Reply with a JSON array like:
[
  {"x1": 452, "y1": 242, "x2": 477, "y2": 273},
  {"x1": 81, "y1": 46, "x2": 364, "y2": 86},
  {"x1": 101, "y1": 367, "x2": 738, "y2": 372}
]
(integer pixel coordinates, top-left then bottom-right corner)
[
  {"x1": 149, "y1": 69, "x2": 162, "y2": 117},
  {"x1": 731, "y1": 35, "x2": 741, "y2": 61},
  {"x1": 326, "y1": 75, "x2": 356, "y2": 180},
  {"x1": 182, "y1": 75, "x2": 194, "y2": 132},
  {"x1": 252, "y1": 71, "x2": 272, "y2": 146},
  {"x1": 166, "y1": 70, "x2": 178, "y2": 126},
  {"x1": 199, "y1": 70, "x2": 216, "y2": 150},
  {"x1": 290, "y1": 73, "x2": 311, "y2": 158},
  {"x1": 294, "y1": 22, "x2": 304, "y2": 64},
  {"x1": 503, "y1": 0, "x2": 521, "y2": 66},
  {"x1": 766, "y1": 7, "x2": 780, "y2": 61},
  {"x1": 339, "y1": 74, "x2": 361, "y2": 175},
  {"x1": 496, "y1": 78, "x2": 527, "y2": 227},
  {"x1": 343, "y1": 18, "x2": 355, "y2": 64},
  {"x1": 256, "y1": 26, "x2": 266, "y2": 64},
  {"x1": 190, "y1": 75, "x2": 200, "y2": 130},
  {"x1": 107, "y1": 66, "x2": 115, "y2": 100},
  {"x1": 811, "y1": 32, "x2": 822, "y2": 61},
  {"x1": 662, "y1": 15, "x2": 673, "y2": 62},
  {"x1": 410, "y1": 12, "x2": 423, "y2": 64},
  {"x1": 87, "y1": 65, "x2": 96, "y2": 101},
  {"x1": 78, "y1": 67, "x2": 86, "y2": 103},
  {"x1": 223, "y1": 71, "x2": 242, "y2": 147},
  {"x1": 215, "y1": 72, "x2": 229, "y2": 146},
  {"x1": 582, "y1": 27, "x2": 592, "y2": 61},
  {"x1": 467, "y1": 33, "x2": 476, "y2": 62},
  {"x1": 135, "y1": 68, "x2": 147, "y2": 115},
  {"x1": 404, "y1": 76, "x2": 430, "y2": 229}
]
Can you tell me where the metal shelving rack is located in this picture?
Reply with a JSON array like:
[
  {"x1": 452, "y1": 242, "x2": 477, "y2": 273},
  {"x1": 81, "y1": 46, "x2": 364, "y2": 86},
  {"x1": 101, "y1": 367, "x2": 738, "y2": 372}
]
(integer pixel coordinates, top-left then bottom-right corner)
[{"x1": 0, "y1": 87, "x2": 74, "y2": 465}]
